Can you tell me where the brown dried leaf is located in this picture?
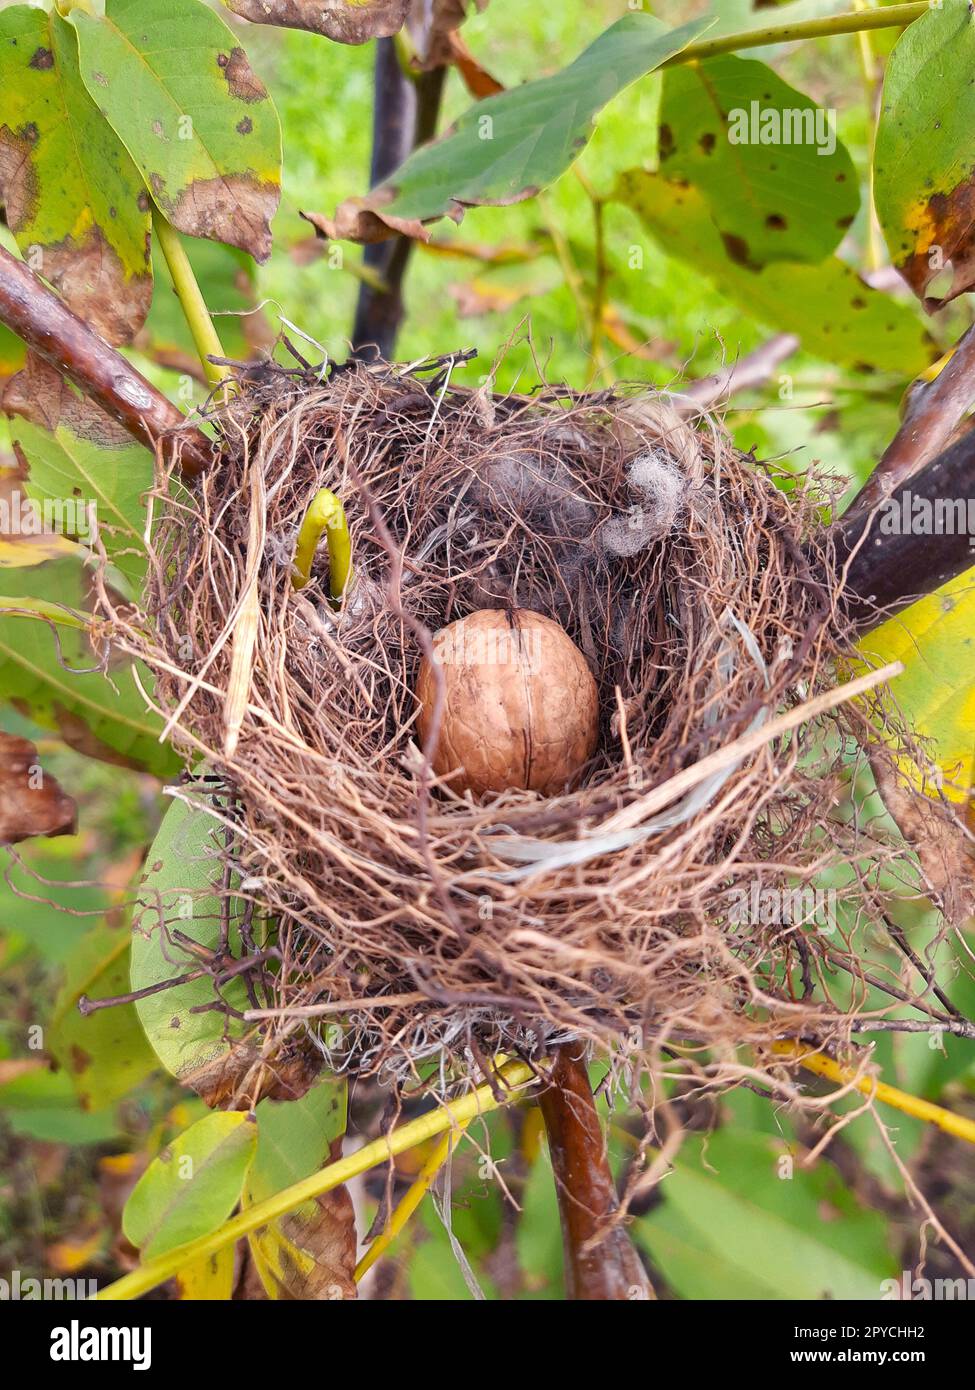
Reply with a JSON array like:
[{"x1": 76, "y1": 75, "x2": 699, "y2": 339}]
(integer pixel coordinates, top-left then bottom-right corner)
[
  {"x1": 442, "y1": 30, "x2": 503, "y2": 98},
  {"x1": 161, "y1": 172, "x2": 279, "y2": 268},
  {"x1": 408, "y1": 0, "x2": 491, "y2": 70},
  {"x1": 0, "y1": 730, "x2": 75, "y2": 845},
  {"x1": 38, "y1": 230, "x2": 152, "y2": 350},
  {"x1": 4, "y1": 355, "x2": 133, "y2": 447},
  {"x1": 225, "y1": 0, "x2": 409, "y2": 44},
  {"x1": 301, "y1": 200, "x2": 439, "y2": 247}
]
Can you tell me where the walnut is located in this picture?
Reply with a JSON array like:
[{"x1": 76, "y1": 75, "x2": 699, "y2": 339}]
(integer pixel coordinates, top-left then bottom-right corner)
[{"x1": 416, "y1": 608, "x2": 598, "y2": 798}]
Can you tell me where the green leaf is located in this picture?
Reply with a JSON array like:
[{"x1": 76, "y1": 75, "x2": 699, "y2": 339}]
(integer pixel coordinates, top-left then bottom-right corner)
[
  {"x1": 225, "y1": 0, "x2": 409, "y2": 45},
  {"x1": 635, "y1": 1130, "x2": 897, "y2": 1299},
  {"x1": 320, "y1": 13, "x2": 711, "y2": 241},
  {"x1": 130, "y1": 797, "x2": 255, "y2": 1106},
  {"x1": 615, "y1": 169, "x2": 934, "y2": 375},
  {"x1": 0, "y1": 591, "x2": 83, "y2": 621},
  {"x1": 0, "y1": 320, "x2": 26, "y2": 377},
  {"x1": 659, "y1": 55, "x2": 858, "y2": 267},
  {"x1": 0, "y1": 558, "x2": 180, "y2": 777},
  {"x1": 70, "y1": 0, "x2": 281, "y2": 262},
  {"x1": 514, "y1": 1147, "x2": 564, "y2": 1300},
  {"x1": 12, "y1": 416, "x2": 152, "y2": 592},
  {"x1": 122, "y1": 1109, "x2": 257, "y2": 1259},
  {"x1": 874, "y1": 0, "x2": 975, "y2": 309},
  {"x1": 0, "y1": 840, "x2": 108, "y2": 964},
  {"x1": 0, "y1": 1064, "x2": 122, "y2": 1143},
  {"x1": 407, "y1": 1203, "x2": 498, "y2": 1301},
  {"x1": 576, "y1": 73, "x2": 663, "y2": 201},
  {"x1": 244, "y1": 1078, "x2": 356, "y2": 1300},
  {"x1": 49, "y1": 919, "x2": 158, "y2": 1112},
  {"x1": 858, "y1": 567, "x2": 975, "y2": 805},
  {"x1": 247, "y1": 1078, "x2": 348, "y2": 1205},
  {"x1": 0, "y1": 7, "x2": 151, "y2": 345}
]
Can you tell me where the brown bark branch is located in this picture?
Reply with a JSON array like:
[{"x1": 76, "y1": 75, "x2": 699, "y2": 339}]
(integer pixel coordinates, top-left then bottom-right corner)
[
  {"x1": 538, "y1": 1044, "x2": 651, "y2": 1300},
  {"x1": 0, "y1": 244, "x2": 214, "y2": 476},
  {"x1": 832, "y1": 422, "x2": 975, "y2": 631},
  {"x1": 848, "y1": 324, "x2": 975, "y2": 517},
  {"x1": 351, "y1": 41, "x2": 446, "y2": 362}
]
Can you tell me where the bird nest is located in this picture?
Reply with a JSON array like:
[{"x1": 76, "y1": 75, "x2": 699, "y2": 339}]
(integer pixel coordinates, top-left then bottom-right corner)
[{"x1": 105, "y1": 355, "x2": 955, "y2": 1106}]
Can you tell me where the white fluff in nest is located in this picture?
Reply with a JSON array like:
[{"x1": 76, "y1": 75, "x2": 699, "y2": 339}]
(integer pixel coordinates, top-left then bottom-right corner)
[{"x1": 601, "y1": 450, "x2": 685, "y2": 557}]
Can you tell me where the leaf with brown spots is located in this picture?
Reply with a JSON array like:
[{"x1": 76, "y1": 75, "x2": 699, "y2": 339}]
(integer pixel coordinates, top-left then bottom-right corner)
[
  {"x1": 616, "y1": 170, "x2": 935, "y2": 374},
  {"x1": 49, "y1": 919, "x2": 158, "y2": 1111},
  {"x1": 309, "y1": 12, "x2": 710, "y2": 244},
  {"x1": 69, "y1": 0, "x2": 281, "y2": 262},
  {"x1": 0, "y1": 730, "x2": 74, "y2": 845},
  {"x1": 875, "y1": 0, "x2": 975, "y2": 310},
  {"x1": 225, "y1": 0, "x2": 409, "y2": 45},
  {"x1": 0, "y1": 7, "x2": 151, "y2": 345},
  {"x1": 658, "y1": 55, "x2": 858, "y2": 268}
]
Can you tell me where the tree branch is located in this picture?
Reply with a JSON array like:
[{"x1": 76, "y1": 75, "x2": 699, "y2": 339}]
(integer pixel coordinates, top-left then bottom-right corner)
[
  {"x1": 0, "y1": 245, "x2": 213, "y2": 476},
  {"x1": 351, "y1": 40, "x2": 445, "y2": 362},
  {"x1": 538, "y1": 1044, "x2": 651, "y2": 1300},
  {"x1": 847, "y1": 324, "x2": 975, "y2": 517},
  {"x1": 661, "y1": 4, "x2": 929, "y2": 69},
  {"x1": 832, "y1": 424, "x2": 975, "y2": 631}
]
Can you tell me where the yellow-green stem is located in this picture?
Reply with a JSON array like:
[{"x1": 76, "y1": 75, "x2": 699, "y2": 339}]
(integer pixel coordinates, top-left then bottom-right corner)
[
  {"x1": 663, "y1": 3, "x2": 928, "y2": 68},
  {"x1": 775, "y1": 1043, "x2": 975, "y2": 1145},
  {"x1": 355, "y1": 1119, "x2": 471, "y2": 1281},
  {"x1": 0, "y1": 597, "x2": 88, "y2": 630},
  {"x1": 292, "y1": 488, "x2": 353, "y2": 604},
  {"x1": 95, "y1": 1059, "x2": 534, "y2": 1301},
  {"x1": 152, "y1": 207, "x2": 227, "y2": 390}
]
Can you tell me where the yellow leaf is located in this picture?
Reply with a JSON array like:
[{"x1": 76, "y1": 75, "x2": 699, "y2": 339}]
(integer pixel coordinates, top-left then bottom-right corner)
[
  {"x1": 859, "y1": 567, "x2": 975, "y2": 803},
  {"x1": 174, "y1": 1247, "x2": 235, "y2": 1301},
  {"x1": 0, "y1": 535, "x2": 75, "y2": 568},
  {"x1": 0, "y1": 467, "x2": 75, "y2": 568}
]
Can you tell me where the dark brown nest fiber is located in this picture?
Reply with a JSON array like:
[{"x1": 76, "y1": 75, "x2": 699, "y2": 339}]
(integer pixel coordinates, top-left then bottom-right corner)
[{"x1": 109, "y1": 356, "x2": 960, "y2": 1105}]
